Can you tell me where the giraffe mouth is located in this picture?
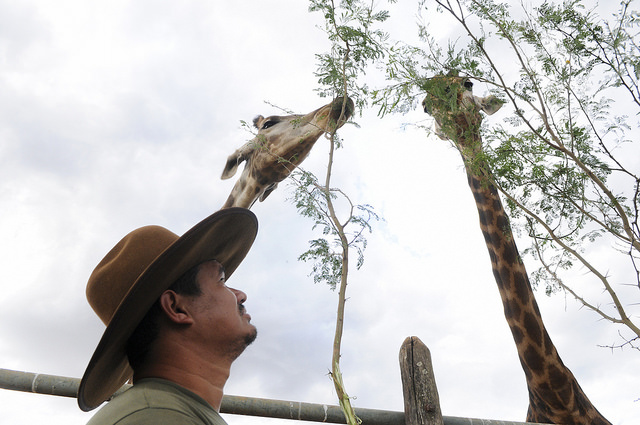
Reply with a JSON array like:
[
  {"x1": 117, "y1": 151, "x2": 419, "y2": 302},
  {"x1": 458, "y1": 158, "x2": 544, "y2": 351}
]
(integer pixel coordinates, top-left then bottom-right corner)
[
  {"x1": 330, "y1": 96, "x2": 355, "y2": 123},
  {"x1": 319, "y1": 96, "x2": 354, "y2": 132}
]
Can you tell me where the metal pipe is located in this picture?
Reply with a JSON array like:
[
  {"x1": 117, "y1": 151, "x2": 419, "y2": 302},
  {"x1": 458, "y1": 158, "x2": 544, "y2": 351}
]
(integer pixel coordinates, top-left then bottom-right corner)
[
  {"x1": 220, "y1": 394, "x2": 405, "y2": 424},
  {"x1": 0, "y1": 368, "x2": 81, "y2": 398},
  {"x1": 0, "y1": 368, "x2": 545, "y2": 425}
]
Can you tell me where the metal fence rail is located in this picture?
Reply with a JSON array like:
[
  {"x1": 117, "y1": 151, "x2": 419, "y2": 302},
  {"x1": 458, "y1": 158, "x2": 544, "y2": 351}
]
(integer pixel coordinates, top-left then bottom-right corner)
[{"x1": 1, "y1": 368, "x2": 545, "y2": 425}]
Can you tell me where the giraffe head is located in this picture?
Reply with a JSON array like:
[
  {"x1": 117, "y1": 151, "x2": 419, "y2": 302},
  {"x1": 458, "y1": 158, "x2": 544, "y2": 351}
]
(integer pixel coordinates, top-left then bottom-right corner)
[
  {"x1": 422, "y1": 73, "x2": 502, "y2": 143},
  {"x1": 252, "y1": 96, "x2": 354, "y2": 137},
  {"x1": 221, "y1": 97, "x2": 354, "y2": 208}
]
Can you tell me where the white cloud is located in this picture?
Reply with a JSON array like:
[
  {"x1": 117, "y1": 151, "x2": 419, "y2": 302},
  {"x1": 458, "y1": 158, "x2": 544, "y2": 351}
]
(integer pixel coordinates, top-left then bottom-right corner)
[{"x1": 0, "y1": 1, "x2": 637, "y2": 425}]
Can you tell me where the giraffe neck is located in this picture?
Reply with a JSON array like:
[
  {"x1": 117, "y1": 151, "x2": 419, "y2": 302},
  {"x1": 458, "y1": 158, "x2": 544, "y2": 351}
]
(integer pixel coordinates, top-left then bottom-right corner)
[{"x1": 458, "y1": 144, "x2": 610, "y2": 425}]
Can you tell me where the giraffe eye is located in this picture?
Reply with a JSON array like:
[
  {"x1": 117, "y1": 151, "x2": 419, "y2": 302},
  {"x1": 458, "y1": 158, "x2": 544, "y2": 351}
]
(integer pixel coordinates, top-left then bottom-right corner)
[{"x1": 261, "y1": 120, "x2": 277, "y2": 130}]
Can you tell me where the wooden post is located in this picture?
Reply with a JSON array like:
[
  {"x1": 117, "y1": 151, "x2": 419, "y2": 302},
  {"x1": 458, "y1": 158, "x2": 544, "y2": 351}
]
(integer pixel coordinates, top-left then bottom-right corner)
[{"x1": 399, "y1": 336, "x2": 444, "y2": 425}]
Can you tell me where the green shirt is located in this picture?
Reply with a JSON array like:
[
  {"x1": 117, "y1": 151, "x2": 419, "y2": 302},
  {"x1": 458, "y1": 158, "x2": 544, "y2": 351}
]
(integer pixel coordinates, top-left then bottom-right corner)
[{"x1": 87, "y1": 378, "x2": 228, "y2": 425}]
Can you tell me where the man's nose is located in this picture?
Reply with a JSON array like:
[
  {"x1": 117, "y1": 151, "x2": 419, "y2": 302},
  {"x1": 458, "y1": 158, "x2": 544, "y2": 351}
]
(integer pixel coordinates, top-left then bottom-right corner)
[{"x1": 231, "y1": 288, "x2": 247, "y2": 303}]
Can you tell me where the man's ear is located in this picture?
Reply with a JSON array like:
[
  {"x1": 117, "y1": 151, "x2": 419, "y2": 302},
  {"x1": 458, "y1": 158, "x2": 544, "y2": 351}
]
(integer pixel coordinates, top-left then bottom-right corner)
[{"x1": 159, "y1": 290, "x2": 195, "y2": 325}]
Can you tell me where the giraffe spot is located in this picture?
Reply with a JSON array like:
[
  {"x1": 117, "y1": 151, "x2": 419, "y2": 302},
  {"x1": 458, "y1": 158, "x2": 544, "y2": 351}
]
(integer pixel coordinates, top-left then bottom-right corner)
[
  {"x1": 523, "y1": 344, "x2": 545, "y2": 375},
  {"x1": 550, "y1": 397, "x2": 569, "y2": 411},
  {"x1": 548, "y1": 364, "x2": 570, "y2": 389},
  {"x1": 471, "y1": 189, "x2": 484, "y2": 207},
  {"x1": 537, "y1": 381, "x2": 551, "y2": 393},
  {"x1": 508, "y1": 301, "x2": 522, "y2": 320},
  {"x1": 495, "y1": 213, "x2": 511, "y2": 234},
  {"x1": 535, "y1": 383, "x2": 566, "y2": 410},
  {"x1": 483, "y1": 209, "x2": 495, "y2": 226},
  {"x1": 510, "y1": 323, "x2": 524, "y2": 344},
  {"x1": 485, "y1": 244, "x2": 498, "y2": 264},
  {"x1": 478, "y1": 211, "x2": 488, "y2": 227},
  {"x1": 482, "y1": 229, "x2": 492, "y2": 245},
  {"x1": 494, "y1": 272, "x2": 511, "y2": 295},
  {"x1": 529, "y1": 393, "x2": 555, "y2": 420},
  {"x1": 487, "y1": 231, "x2": 502, "y2": 249},
  {"x1": 556, "y1": 383, "x2": 573, "y2": 406},
  {"x1": 523, "y1": 312, "x2": 543, "y2": 346},
  {"x1": 496, "y1": 264, "x2": 510, "y2": 279},
  {"x1": 501, "y1": 240, "x2": 517, "y2": 264},
  {"x1": 514, "y1": 273, "x2": 531, "y2": 305},
  {"x1": 470, "y1": 175, "x2": 482, "y2": 191},
  {"x1": 491, "y1": 196, "x2": 501, "y2": 210},
  {"x1": 554, "y1": 413, "x2": 575, "y2": 424},
  {"x1": 494, "y1": 265, "x2": 511, "y2": 291},
  {"x1": 522, "y1": 364, "x2": 533, "y2": 381}
]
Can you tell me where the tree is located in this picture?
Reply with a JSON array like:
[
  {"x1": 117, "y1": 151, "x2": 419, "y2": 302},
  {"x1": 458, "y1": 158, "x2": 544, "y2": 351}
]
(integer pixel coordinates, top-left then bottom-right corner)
[
  {"x1": 279, "y1": 1, "x2": 389, "y2": 424},
  {"x1": 376, "y1": 0, "x2": 640, "y2": 349}
]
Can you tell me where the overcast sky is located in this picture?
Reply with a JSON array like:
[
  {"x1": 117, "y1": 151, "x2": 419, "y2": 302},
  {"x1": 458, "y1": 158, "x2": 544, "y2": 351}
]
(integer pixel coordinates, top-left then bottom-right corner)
[{"x1": 0, "y1": 1, "x2": 638, "y2": 424}]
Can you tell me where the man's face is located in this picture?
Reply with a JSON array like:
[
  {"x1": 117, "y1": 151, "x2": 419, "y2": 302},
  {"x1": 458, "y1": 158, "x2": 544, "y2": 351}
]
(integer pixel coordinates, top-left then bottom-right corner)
[{"x1": 187, "y1": 260, "x2": 257, "y2": 360}]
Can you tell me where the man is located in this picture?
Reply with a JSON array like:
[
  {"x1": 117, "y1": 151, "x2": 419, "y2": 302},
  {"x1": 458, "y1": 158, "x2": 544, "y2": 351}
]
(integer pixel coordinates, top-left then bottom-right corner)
[{"x1": 78, "y1": 208, "x2": 259, "y2": 425}]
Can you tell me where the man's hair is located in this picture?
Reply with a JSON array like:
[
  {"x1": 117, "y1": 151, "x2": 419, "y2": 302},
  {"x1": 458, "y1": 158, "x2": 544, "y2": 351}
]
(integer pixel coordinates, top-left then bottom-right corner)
[{"x1": 125, "y1": 263, "x2": 204, "y2": 371}]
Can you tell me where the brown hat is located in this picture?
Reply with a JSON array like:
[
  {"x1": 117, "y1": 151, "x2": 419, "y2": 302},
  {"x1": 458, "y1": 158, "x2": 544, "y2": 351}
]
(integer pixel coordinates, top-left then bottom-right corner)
[{"x1": 78, "y1": 208, "x2": 258, "y2": 411}]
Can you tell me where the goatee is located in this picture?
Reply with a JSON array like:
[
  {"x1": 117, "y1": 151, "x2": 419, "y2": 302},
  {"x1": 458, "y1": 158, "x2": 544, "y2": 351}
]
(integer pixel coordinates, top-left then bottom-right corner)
[{"x1": 226, "y1": 327, "x2": 257, "y2": 361}]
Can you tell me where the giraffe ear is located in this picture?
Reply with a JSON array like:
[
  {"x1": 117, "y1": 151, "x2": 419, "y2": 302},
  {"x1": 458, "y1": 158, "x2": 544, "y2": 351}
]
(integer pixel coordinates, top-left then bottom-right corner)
[
  {"x1": 477, "y1": 95, "x2": 504, "y2": 115},
  {"x1": 221, "y1": 154, "x2": 241, "y2": 180}
]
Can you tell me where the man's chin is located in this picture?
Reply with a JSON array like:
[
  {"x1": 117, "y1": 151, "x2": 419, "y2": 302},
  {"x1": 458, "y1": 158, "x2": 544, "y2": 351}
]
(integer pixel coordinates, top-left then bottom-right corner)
[
  {"x1": 244, "y1": 326, "x2": 258, "y2": 347},
  {"x1": 226, "y1": 327, "x2": 258, "y2": 361}
]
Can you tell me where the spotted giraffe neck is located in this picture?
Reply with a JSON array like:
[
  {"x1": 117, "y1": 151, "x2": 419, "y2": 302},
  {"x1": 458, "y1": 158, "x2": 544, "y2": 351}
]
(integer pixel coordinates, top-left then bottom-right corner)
[{"x1": 459, "y1": 144, "x2": 611, "y2": 425}]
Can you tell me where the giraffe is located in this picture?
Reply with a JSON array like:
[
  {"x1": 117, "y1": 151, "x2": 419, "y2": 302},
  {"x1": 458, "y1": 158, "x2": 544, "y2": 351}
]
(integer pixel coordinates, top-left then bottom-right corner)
[
  {"x1": 422, "y1": 73, "x2": 611, "y2": 425},
  {"x1": 221, "y1": 97, "x2": 354, "y2": 209}
]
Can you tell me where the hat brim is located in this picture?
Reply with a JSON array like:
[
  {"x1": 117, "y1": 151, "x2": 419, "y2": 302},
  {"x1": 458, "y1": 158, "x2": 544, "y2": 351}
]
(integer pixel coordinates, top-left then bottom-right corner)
[{"x1": 78, "y1": 208, "x2": 258, "y2": 411}]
